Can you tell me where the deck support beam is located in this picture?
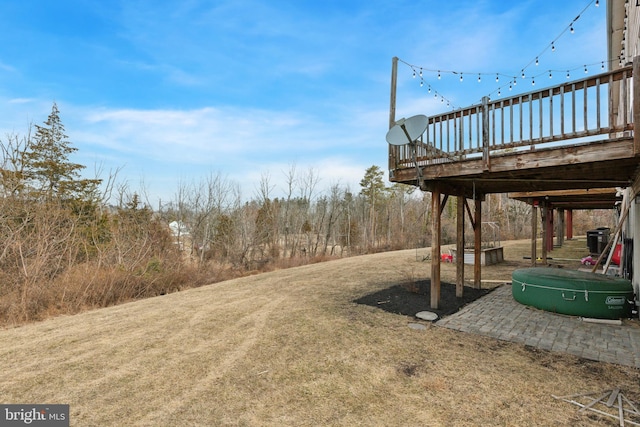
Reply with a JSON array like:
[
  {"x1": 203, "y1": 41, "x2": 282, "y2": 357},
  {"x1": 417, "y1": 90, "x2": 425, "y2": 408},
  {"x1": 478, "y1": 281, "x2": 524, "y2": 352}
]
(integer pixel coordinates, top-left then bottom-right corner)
[
  {"x1": 431, "y1": 190, "x2": 441, "y2": 309},
  {"x1": 541, "y1": 203, "x2": 549, "y2": 263},
  {"x1": 531, "y1": 205, "x2": 538, "y2": 266},
  {"x1": 567, "y1": 209, "x2": 573, "y2": 240},
  {"x1": 546, "y1": 206, "x2": 554, "y2": 252},
  {"x1": 633, "y1": 56, "x2": 640, "y2": 155},
  {"x1": 557, "y1": 209, "x2": 565, "y2": 247},
  {"x1": 456, "y1": 196, "x2": 465, "y2": 297},
  {"x1": 473, "y1": 198, "x2": 482, "y2": 289}
]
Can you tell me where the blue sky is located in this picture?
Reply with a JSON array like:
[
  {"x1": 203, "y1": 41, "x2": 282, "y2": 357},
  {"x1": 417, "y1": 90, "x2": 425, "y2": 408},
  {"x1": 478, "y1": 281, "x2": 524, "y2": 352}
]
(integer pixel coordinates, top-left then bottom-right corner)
[{"x1": 0, "y1": 0, "x2": 606, "y2": 205}]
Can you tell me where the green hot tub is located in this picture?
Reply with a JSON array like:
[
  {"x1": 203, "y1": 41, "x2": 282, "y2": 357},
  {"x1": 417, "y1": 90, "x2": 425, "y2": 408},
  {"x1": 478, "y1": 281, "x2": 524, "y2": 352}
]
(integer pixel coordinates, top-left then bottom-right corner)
[{"x1": 512, "y1": 267, "x2": 634, "y2": 319}]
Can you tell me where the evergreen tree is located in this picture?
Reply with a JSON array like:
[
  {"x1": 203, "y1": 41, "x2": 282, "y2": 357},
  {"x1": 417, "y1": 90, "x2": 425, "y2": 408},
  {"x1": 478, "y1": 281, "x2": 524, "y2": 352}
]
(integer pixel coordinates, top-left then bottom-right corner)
[
  {"x1": 24, "y1": 103, "x2": 100, "y2": 201},
  {"x1": 359, "y1": 165, "x2": 387, "y2": 248}
]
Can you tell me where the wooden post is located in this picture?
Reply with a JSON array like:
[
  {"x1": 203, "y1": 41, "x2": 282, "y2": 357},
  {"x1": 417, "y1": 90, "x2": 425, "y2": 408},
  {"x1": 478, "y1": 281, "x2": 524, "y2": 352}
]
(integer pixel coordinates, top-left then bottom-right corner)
[
  {"x1": 431, "y1": 190, "x2": 442, "y2": 309},
  {"x1": 474, "y1": 198, "x2": 482, "y2": 289},
  {"x1": 567, "y1": 209, "x2": 573, "y2": 240},
  {"x1": 557, "y1": 209, "x2": 565, "y2": 248},
  {"x1": 633, "y1": 56, "x2": 640, "y2": 154},
  {"x1": 531, "y1": 204, "x2": 537, "y2": 266},
  {"x1": 545, "y1": 206, "x2": 554, "y2": 252},
  {"x1": 481, "y1": 96, "x2": 491, "y2": 171},
  {"x1": 456, "y1": 196, "x2": 464, "y2": 298},
  {"x1": 541, "y1": 203, "x2": 548, "y2": 263},
  {"x1": 389, "y1": 57, "x2": 398, "y2": 171}
]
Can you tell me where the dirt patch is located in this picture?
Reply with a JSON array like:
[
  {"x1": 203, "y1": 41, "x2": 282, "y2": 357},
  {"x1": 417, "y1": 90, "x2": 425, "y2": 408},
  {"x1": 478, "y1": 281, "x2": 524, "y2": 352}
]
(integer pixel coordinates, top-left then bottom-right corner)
[{"x1": 354, "y1": 279, "x2": 492, "y2": 319}]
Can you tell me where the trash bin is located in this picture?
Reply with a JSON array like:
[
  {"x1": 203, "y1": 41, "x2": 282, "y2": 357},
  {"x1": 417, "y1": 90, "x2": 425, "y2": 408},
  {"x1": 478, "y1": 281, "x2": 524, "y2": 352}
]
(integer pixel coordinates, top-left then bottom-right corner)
[{"x1": 586, "y1": 228, "x2": 610, "y2": 255}]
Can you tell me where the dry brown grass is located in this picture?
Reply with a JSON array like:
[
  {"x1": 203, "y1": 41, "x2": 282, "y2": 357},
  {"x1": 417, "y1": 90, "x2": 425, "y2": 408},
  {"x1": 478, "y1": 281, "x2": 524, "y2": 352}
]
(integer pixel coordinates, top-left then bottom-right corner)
[{"x1": 0, "y1": 238, "x2": 637, "y2": 426}]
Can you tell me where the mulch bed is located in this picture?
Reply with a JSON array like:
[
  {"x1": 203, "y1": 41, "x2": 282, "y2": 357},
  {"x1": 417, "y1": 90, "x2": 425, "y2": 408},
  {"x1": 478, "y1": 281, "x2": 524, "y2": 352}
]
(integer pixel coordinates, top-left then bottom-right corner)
[{"x1": 354, "y1": 280, "x2": 492, "y2": 319}]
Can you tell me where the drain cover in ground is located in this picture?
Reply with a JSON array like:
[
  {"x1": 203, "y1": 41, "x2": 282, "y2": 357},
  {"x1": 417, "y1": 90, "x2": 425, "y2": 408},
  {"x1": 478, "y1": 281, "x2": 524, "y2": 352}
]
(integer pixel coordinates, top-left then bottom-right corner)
[{"x1": 415, "y1": 311, "x2": 438, "y2": 321}]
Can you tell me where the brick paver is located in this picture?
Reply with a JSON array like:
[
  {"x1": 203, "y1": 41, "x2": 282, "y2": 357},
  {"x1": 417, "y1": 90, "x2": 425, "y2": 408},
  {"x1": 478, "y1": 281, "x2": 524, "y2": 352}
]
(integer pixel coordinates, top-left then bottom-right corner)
[{"x1": 436, "y1": 285, "x2": 640, "y2": 368}]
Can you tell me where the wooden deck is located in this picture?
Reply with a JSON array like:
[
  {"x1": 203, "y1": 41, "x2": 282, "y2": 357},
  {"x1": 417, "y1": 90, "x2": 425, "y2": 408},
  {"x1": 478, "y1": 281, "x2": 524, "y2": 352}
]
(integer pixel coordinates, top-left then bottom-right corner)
[
  {"x1": 389, "y1": 58, "x2": 640, "y2": 201},
  {"x1": 387, "y1": 56, "x2": 639, "y2": 309}
]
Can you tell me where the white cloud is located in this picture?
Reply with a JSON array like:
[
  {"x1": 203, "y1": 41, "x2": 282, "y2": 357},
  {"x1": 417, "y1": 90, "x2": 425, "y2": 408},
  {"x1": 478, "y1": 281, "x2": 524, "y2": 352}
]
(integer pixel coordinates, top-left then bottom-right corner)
[
  {"x1": 8, "y1": 98, "x2": 35, "y2": 104},
  {"x1": 57, "y1": 102, "x2": 388, "y2": 202}
]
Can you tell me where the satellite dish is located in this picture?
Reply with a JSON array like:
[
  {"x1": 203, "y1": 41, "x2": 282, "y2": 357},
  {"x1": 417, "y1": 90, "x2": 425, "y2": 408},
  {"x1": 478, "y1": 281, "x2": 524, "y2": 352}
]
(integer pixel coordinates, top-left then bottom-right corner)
[
  {"x1": 386, "y1": 114, "x2": 429, "y2": 190},
  {"x1": 386, "y1": 114, "x2": 428, "y2": 146}
]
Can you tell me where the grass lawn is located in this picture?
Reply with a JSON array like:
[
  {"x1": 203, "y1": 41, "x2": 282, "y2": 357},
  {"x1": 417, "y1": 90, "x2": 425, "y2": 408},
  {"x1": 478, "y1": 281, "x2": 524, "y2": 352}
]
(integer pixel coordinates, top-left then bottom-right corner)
[{"x1": 0, "y1": 238, "x2": 638, "y2": 426}]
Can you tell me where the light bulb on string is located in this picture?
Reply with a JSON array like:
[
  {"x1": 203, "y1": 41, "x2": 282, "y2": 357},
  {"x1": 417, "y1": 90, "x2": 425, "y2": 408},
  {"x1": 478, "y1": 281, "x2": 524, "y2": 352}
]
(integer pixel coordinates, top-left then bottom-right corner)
[{"x1": 397, "y1": 0, "x2": 607, "y2": 104}]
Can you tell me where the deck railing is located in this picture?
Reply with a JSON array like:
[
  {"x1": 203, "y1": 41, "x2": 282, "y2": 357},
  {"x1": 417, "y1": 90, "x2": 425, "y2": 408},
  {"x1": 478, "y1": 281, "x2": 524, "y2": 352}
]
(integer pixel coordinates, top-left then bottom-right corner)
[{"x1": 391, "y1": 61, "x2": 637, "y2": 171}]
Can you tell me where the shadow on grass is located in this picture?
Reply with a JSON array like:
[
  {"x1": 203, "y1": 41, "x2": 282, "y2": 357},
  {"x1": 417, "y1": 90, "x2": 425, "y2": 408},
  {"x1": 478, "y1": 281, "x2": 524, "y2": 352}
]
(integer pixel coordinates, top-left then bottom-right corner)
[{"x1": 354, "y1": 280, "x2": 492, "y2": 319}]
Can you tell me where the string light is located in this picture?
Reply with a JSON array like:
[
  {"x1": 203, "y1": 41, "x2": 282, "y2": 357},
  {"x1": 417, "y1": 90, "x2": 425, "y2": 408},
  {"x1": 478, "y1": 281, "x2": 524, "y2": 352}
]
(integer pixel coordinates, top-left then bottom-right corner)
[{"x1": 397, "y1": 0, "x2": 603, "y2": 110}]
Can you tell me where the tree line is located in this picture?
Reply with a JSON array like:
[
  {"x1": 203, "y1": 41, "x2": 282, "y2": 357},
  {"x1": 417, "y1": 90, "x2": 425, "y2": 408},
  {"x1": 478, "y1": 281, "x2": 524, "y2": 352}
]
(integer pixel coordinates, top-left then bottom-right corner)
[{"x1": 0, "y1": 104, "x2": 609, "y2": 325}]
